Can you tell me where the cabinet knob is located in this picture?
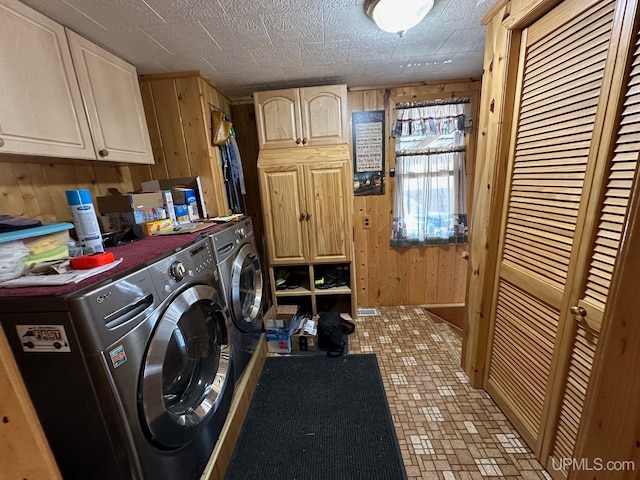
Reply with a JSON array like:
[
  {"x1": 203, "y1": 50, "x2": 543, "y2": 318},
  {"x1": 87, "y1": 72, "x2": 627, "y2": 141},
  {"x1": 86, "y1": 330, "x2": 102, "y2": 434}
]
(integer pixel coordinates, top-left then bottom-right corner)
[
  {"x1": 570, "y1": 305, "x2": 587, "y2": 317},
  {"x1": 0, "y1": 137, "x2": 4, "y2": 147},
  {"x1": 299, "y1": 213, "x2": 305, "y2": 221},
  {"x1": 305, "y1": 213, "x2": 311, "y2": 221},
  {"x1": 98, "y1": 149, "x2": 109, "y2": 157},
  {"x1": 302, "y1": 137, "x2": 308, "y2": 145},
  {"x1": 295, "y1": 138, "x2": 302, "y2": 144}
]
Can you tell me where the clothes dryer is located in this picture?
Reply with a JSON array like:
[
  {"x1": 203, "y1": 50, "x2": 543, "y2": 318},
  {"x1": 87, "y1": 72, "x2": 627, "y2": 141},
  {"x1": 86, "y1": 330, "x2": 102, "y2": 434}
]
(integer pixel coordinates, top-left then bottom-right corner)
[
  {"x1": 209, "y1": 217, "x2": 263, "y2": 382},
  {"x1": 0, "y1": 238, "x2": 234, "y2": 480}
]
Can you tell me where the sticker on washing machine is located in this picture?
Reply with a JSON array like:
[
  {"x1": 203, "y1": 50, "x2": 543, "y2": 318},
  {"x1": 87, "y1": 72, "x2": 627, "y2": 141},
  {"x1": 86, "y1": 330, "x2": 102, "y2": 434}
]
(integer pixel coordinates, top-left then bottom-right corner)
[
  {"x1": 16, "y1": 325, "x2": 71, "y2": 352},
  {"x1": 109, "y1": 345, "x2": 127, "y2": 368}
]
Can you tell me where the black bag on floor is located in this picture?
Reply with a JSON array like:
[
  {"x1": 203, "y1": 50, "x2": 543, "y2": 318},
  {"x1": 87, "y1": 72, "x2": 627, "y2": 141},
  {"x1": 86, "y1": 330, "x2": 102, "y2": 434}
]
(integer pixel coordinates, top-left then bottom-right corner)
[{"x1": 318, "y1": 312, "x2": 356, "y2": 357}]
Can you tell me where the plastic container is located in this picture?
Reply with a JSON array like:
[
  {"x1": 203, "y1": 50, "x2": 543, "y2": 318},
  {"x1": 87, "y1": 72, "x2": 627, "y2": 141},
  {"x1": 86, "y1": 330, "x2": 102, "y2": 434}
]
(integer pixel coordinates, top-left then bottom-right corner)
[{"x1": 65, "y1": 190, "x2": 104, "y2": 254}]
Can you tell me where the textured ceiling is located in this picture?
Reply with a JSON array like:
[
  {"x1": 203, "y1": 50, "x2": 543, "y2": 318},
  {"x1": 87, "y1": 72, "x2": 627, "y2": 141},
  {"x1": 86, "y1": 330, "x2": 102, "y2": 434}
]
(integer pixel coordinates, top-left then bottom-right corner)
[{"x1": 21, "y1": 0, "x2": 492, "y2": 99}]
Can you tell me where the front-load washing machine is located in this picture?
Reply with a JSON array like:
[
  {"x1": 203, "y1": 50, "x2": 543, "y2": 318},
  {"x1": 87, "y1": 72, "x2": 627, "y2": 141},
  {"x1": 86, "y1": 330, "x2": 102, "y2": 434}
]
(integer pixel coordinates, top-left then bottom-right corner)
[
  {"x1": 209, "y1": 217, "x2": 263, "y2": 382},
  {"x1": 0, "y1": 238, "x2": 234, "y2": 479}
]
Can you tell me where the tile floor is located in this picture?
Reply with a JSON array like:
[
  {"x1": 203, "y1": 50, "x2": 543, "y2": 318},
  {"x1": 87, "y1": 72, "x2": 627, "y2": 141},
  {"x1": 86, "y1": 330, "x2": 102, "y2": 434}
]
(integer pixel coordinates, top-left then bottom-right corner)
[{"x1": 347, "y1": 305, "x2": 552, "y2": 480}]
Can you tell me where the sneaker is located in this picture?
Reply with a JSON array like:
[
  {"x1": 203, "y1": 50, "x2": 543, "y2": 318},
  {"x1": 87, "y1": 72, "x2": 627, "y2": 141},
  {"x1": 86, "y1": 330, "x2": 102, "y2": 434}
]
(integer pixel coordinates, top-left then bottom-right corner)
[{"x1": 275, "y1": 269, "x2": 289, "y2": 290}]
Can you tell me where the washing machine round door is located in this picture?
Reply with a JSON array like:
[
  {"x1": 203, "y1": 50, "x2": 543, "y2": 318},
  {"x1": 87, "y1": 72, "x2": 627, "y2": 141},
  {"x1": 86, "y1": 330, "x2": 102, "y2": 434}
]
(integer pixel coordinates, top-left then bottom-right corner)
[
  {"x1": 230, "y1": 243, "x2": 263, "y2": 333},
  {"x1": 140, "y1": 284, "x2": 231, "y2": 448}
]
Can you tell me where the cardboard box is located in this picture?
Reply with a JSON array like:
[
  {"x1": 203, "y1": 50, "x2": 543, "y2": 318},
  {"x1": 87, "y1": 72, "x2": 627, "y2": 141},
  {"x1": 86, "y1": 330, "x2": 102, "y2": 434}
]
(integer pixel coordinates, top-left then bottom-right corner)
[
  {"x1": 142, "y1": 218, "x2": 173, "y2": 236},
  {"x1": 97, "y1": 189, "x2": 164, "y2": 214},
  {"x1": 141, "y1": 177, "x2": 207, "y2": 219},
  {"x1": 96, "y1": 189, "x2": 166, "y2": 232},
  {"x1": 174, "y1": 205, "x2": 190, "y2": 224},
  {"x1": 171, "y1": 188, "x2": 196, "y2": 205},
  {"x1": 264, "y1": 305, "x2": 299, "y2": 354},
  {"x1": 160, "y1": 190, "x2": 177, "y2": 223},
  {"x1": 291, "y1": 315, "x2": 318, "y2": 352}
]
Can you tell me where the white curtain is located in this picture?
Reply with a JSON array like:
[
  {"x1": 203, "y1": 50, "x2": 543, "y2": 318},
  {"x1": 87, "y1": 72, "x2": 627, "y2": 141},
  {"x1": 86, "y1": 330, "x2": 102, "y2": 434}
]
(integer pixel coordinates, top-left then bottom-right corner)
[{"x1": 390, "y1": 102, "x2": 469, "y2": 246}]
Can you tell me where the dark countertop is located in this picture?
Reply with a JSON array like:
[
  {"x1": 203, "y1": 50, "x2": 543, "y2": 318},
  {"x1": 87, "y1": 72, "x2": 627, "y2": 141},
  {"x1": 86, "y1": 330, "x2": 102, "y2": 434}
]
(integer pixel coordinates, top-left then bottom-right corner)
[{"x1": 0, "y1": 223, "x2": 227, "y2": 299}]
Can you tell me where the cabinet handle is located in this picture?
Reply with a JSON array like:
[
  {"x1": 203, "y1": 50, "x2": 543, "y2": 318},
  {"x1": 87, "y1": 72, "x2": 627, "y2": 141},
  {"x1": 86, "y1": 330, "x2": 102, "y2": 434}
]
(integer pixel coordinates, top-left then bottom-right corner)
[
  {"x1": 570, "y1": 305, "x2": 587, "y2": 317},
  {"x1": 98, "y1": 149, "x2": 109, "y2": 157},
  {"x1": 302, "y1": 137, "x2": 308, "y2": 145},
  {"x1": 295, "y1": 138, "x2": 302, "y2": 144},
  {"x1": 305, "y1": 213, "x2": 311, "y2": 221},
  {"x1": 299, "y1": 213, "x2": 305, "y2": 221},
  {"x1": 0, "y1": 138, "x2": 4, "y2": 147}
]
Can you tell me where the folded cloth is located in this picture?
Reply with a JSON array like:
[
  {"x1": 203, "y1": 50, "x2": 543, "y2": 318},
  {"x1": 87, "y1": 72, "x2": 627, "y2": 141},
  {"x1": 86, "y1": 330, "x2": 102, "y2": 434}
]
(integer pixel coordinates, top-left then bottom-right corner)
[
  {"x1": 0, "y1": 215, "x2": 42, "y2": 232},
  {"x1": 23, "y1": 244, "x2": 70, "y2": 265},
  {"x1": 0, "y1": 241, "x2": 30, "y2": 281}
]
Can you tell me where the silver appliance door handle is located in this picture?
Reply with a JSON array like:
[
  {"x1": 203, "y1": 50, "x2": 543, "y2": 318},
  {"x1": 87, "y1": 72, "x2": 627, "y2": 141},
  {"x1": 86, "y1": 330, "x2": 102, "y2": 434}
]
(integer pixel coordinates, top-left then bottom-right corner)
[{"x1": 104, "y1": 294, "x2": 154, "y2": 329}]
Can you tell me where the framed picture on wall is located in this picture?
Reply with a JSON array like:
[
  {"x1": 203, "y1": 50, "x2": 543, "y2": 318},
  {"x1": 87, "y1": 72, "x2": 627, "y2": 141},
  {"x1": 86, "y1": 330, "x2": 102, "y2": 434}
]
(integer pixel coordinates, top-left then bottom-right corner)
[{"x1": 352, "y1": 110, "x2": 385, "y2": 196}]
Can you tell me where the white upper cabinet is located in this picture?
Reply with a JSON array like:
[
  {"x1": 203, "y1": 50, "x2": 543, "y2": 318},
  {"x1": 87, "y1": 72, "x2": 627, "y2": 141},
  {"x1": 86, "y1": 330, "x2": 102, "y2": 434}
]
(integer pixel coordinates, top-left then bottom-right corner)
[
  {"x1": 66, "y1": 30, "x2": 153, "y2": 164},
  {"x1": 0, "y1": 0, "x2": 153, "y2": 164},
  {"x1": 0, "y1": 0, "x2": 94, "y2": 159}
]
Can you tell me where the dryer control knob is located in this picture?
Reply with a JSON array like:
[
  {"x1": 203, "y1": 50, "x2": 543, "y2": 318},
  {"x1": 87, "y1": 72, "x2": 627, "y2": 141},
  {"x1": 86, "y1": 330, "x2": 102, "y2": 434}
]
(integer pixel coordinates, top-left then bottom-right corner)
[
  {"x1": 170, "y1": 261, "x2": 187, "y2": 281},
  {"x1": 237, "y1": 227, "x2": 246, "y2": 239}
]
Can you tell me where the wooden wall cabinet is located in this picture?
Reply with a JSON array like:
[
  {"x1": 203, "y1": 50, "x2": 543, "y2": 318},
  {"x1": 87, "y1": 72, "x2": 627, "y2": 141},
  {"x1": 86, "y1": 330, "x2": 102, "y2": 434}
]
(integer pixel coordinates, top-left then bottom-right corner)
[
  {"x1": 254, "y1": 85, "x2": 348, "y2": 149},
  {"x1": 0, "y1": 0, "x2": 153, "y2": 164},
  {"x1": 0, "y1": 0, "x2": 94, "y2": 160},
  {"x1": 258, "y1": 145, "x2": 355, "y2": 317},
  {"x1": 66, "y1": 30, "x2": 153, "y2": 165},
  {"x1": 259, "y1": 156, "x2": 351, "y2": 265}
]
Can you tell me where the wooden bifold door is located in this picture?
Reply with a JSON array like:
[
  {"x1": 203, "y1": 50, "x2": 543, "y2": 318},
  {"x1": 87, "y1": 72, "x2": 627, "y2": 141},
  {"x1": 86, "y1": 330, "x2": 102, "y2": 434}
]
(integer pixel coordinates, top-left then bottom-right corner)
[{"x1": 484, "y1": 0, "x2": 640, "y2": 478}]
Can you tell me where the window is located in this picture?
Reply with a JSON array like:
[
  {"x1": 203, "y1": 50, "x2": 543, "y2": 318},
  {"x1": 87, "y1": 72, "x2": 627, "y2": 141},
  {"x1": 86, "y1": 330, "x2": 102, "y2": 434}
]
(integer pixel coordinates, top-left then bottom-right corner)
[{"x1": 390, "y1": 99, "x2": 470, "y2": 246}]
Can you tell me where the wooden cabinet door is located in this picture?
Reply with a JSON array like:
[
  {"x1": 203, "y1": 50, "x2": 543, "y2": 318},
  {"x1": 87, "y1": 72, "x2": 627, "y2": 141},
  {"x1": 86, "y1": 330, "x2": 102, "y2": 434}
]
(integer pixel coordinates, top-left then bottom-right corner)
[
  {"x1": 485, "y1": 0, "x2": 619, "y2": 455},
  {"x1": 66, "y1": 30, "x2": 153, "y2": 164},
  {"x1": 254, "y1": 89, "x2": 302, "y2": 149},
  {"x1": 299, "y1": 85, "x2": 348, "y2": 147},
  {"x1": 0, "y1": 0, "x2": 94, "y2": 159},
  {"x1": 259, "y1": 164, "x2": 308, "y2": 264},
  {"x1": 304, "y1": 160, "x2": 351, "y2": 262}
]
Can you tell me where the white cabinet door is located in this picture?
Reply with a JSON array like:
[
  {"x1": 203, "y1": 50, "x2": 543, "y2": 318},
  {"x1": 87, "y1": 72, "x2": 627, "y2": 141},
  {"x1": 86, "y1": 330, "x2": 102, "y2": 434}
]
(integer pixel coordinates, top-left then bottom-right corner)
[
  {"x1": 0, "y1": 0, "x2": 94, "y2": 159},
  {"x1": 66, "y1": 30, "x2": 154, "y2": 164}
]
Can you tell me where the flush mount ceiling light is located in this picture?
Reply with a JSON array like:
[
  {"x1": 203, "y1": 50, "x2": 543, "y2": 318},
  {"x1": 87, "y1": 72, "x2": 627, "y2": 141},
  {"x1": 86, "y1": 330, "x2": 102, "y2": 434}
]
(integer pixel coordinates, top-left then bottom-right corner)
[{"x1": 365, "y1": 0, "x2": 435, "y2": 36}]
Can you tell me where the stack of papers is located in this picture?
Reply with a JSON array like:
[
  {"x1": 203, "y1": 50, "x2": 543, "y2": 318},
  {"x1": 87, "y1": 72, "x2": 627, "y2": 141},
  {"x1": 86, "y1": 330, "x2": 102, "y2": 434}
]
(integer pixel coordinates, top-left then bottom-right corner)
[{"x1": 0, "y1": 258, "x2": 123, "y2": 287}]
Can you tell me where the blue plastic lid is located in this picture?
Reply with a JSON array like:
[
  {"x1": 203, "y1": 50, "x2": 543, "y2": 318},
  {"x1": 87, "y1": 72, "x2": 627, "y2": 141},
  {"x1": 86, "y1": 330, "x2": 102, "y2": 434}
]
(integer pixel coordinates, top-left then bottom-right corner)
[
  {"x1": 0, "y1": 222, "x2": 74, "y2": 244},
  {"x1": 65, "y1": 189, "x2": 93, "y2": 206}
]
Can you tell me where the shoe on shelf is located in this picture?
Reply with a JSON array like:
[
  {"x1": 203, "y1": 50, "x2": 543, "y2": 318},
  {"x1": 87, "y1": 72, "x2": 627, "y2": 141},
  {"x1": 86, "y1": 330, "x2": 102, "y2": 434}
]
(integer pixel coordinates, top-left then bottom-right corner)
[
  {"x1": 275, "y1": 269, "x2": 289, "y2": 290},
  {"x1": 286, "y1": 272, "x2": 301, "y2": 289}
]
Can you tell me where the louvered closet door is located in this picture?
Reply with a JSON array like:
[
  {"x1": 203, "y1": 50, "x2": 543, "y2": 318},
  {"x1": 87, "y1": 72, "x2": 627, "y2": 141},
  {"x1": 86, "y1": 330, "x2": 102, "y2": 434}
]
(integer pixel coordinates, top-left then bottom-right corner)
[
  {"x1": 547, "y1": 28, "x2": 640, "y2": 478},
  {"x1": 485, "y1": 0, "x2": 618, "y2": 451}
]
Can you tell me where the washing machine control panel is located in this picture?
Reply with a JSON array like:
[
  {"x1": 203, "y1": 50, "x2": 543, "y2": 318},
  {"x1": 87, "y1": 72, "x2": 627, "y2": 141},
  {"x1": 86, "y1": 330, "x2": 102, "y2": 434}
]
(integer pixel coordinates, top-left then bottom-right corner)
[{"x1": 148, "y1": 240, "x2": 216, "y2": 301}]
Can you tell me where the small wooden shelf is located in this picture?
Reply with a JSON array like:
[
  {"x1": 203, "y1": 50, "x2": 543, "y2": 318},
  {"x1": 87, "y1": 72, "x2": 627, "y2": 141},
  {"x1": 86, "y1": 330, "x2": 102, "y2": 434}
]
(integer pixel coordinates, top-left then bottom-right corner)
[
  {"x1": 314, "y1": 285, "x2": 352, "y2": 295},
  {"x1": 275, "y1": 287, "x2": 312, "y2": 296},
  {"x1": 268, "y1": 263, "x2": 355, "y2": 317}
]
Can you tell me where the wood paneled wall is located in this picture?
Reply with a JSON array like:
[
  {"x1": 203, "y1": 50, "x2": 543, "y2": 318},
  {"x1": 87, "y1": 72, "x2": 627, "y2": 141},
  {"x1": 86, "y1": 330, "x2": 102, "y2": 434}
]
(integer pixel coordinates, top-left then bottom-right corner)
[
  {"x1": 230, "y1": 102, "x2": 272, "y2": 310},
  {"x1": 348, "y1": 82, "x2": 481, "y2": 307},
  {"x1": 0, "y1": 160, "x2": 134, "y2": 222},
  {"x1": 128, "y1": 73, "x2": 232, "y2": 217},
  {"x1": 230, "y1": 103, "x2": 265, "y2": 249}
]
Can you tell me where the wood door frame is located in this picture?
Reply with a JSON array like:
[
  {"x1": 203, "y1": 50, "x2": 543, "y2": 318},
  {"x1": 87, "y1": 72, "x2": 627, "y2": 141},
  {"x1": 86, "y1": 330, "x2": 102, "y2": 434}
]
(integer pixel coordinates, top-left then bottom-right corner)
[{"x1": 463, "y1": 7, "x2": 523, "y2": 388}]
